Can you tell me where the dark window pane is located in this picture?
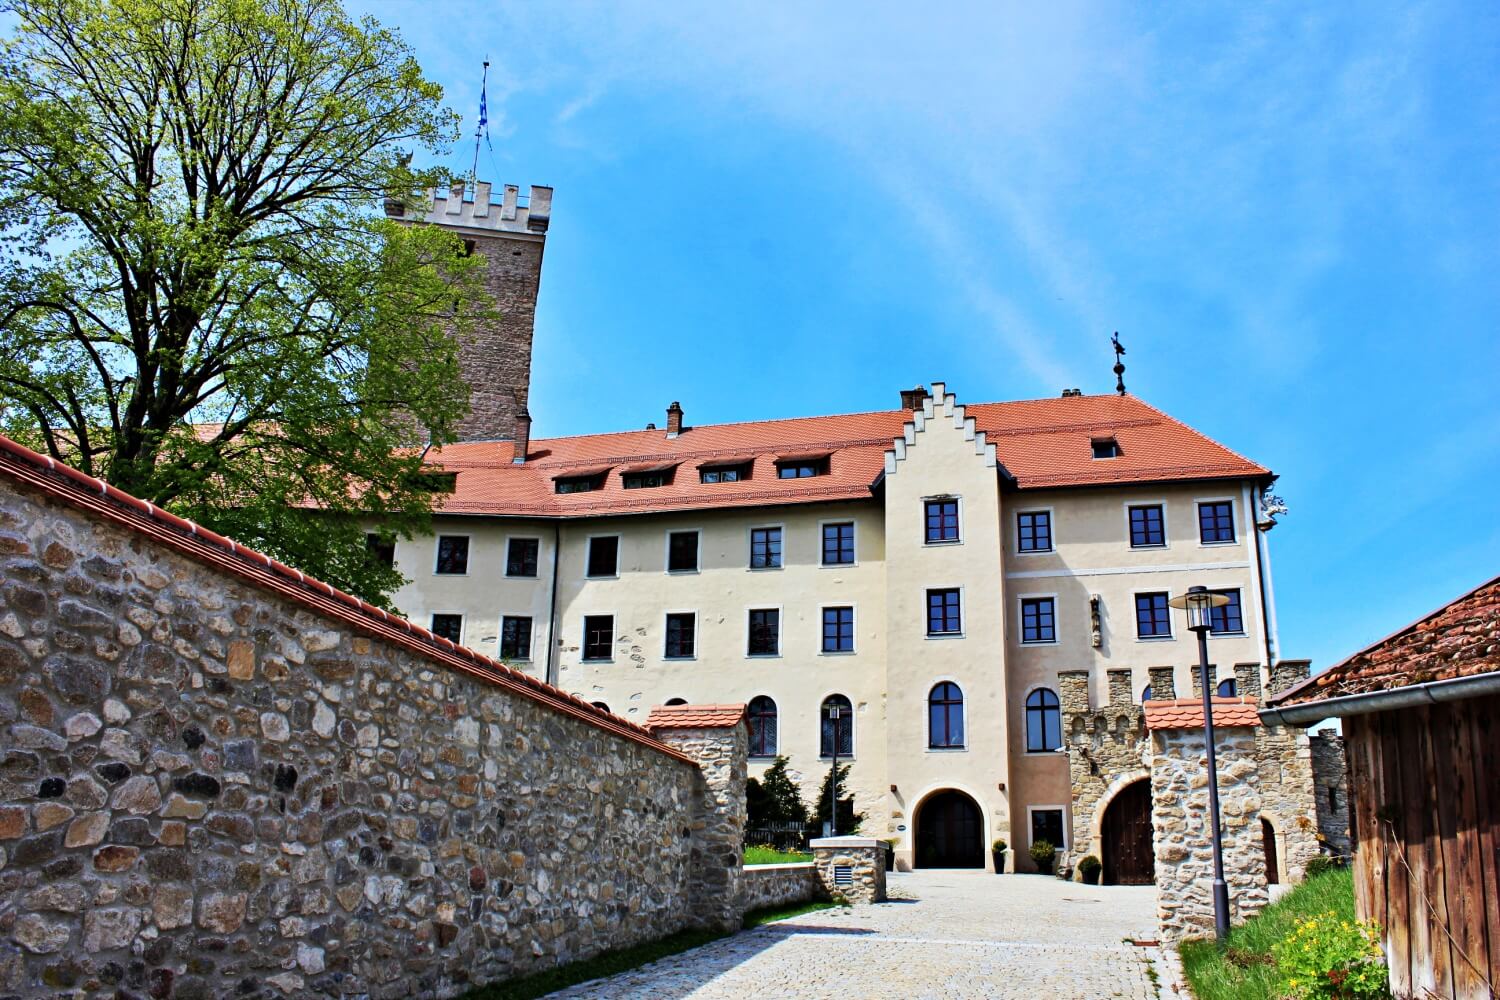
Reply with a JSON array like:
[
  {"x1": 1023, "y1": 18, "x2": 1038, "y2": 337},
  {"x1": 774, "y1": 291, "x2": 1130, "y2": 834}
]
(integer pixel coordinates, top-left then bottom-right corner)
[
  {"x1": 822, "y1": 607, "x2": 854, "y2": 652},
  {"x1": 701, "y1": 464, "x2": 747, "y2": 483},
  {"x1": 366, "y1": 533, "x2": 396, "y2": 569},
  {"x1": 623, "y1": 472, "x2": 669, "y2": 490},
  {"x1": 430, "y1": 613, "x2": 463, "y2": 643},
  {"x1": 925, "y1": 499, "x2": 960, "y2": 543},
  {"x1": 777, "y1": 459, "x2": 827, "y2": 479},
  {"x1": 1091, "y1": 438, "x2": 1120, "y2": 459},
  {"x1": 667, "y1": 532, "x2": 698, "y2": 572},
  {"x1": 665, "y1": 613, "x2": 696, "y2": 658},
  {"x1": 500, "y1": 616, "x2": 532, "y2": 659},
  {"x1": 1135, "y1": 592, "x2": 1172, "y2": 638},
  {"x1": 435, "y1": 536, "x2": 469, "y2": 574},
  {"x1": 1018, "y1": 511, "x2": 1052, "y2": 552},
  {"x1": 1217, "y1": 678, "x2": 1238, "y2": 697},
  {"x1": 1198, "y1": 502, "x2": 1236, "y2": 543},
  {"x1": 1210, "y1": 589, "x2": 1244, "y2": 634},
  {"x1": 586, "y1": 536, "x2": 619, "y2": 577},
  {"x1": 1031, "y1": 808, "x2": 1065, "y2": 849},
  {"x1": 928, "y1": 682, "x2": 964, "y2": 748},
  {"x1": 748, "y1": 609, "x2": 780, "y2": 656},
  {"x1": 750, "y1": 527, "x2": 782, "y2": 569},
  {"x1": 1129, "y1": 505, "x2": 1165, "y2": 547},
  {"x1": 555, "y1": 475, "x2": 600, "y2": 494},
  {"x1": 506, "y1": 538, "x2": 539, "y2": 577},
  {"x1": 822, "y1": 522, "x2": 855, "y2": 565},
  {"x1": 582, "y1": 615, "x2": 614, "y2": 660},
  {"x1": 927, "y1": 588, "x2": 962, "y2": 635},
  {"x1": 749, "y1": 696, "x2": 778, "y2": 757},
  {"x1": 1021, "y1": 598, "x2": 1056, "y2": 643},
  {"x1": 820, "y1": 695, "x2": 853, "y2": 757},
  {"x1": 1025, "y1": 688, "x2": 1061, "y2": 751}
]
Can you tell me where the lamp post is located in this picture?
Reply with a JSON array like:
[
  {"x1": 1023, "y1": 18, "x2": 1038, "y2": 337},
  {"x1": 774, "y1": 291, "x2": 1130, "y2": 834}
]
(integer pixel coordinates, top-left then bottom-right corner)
[
  {"x1": 1169, "y1": 585, "x2": 1233, "y2": 944},
  {"x1": 826, "y1": 705, "x2": 843, "y2": 838}
]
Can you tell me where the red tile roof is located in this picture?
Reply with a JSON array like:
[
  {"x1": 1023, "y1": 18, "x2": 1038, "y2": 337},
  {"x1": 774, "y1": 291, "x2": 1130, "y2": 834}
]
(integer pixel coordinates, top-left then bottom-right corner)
[
  {"x1": 1144, "y1": 697, "x2": 1263, "y2": 730},
  {"x1": 645, "y1": 704, "x2": 748, "y2": 730},
  {"x1": 0, "y1": 434, "x2": 694, "y2": 766},
  {"x1": 425, "y1": 392, "x2": 1270, "y2": 518},
  {"x1": 1269, "y1": 575, "x2": 1500, "y2": 707}
]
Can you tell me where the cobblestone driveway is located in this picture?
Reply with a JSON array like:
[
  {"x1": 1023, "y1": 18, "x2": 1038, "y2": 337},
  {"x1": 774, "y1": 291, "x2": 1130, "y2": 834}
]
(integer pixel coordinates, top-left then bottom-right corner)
[{"x1": 548, "y1": 871, "x2": 1187, "y2": 999}]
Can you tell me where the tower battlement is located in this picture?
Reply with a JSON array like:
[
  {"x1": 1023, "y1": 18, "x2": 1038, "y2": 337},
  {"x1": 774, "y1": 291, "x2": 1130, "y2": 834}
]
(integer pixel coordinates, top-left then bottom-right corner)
[{"x1": 387, "y1": 180, "x2": 553, "y2": 236}]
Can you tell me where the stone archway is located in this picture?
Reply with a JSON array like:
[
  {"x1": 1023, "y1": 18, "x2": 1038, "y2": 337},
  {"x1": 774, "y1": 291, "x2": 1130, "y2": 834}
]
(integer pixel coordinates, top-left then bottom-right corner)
[
  {"x1": 1100, "y1": 778, "x2": 1155, "y2": 885},
  {"x1": 914, "y1": 789, "x2": 984, "y2": 868}
]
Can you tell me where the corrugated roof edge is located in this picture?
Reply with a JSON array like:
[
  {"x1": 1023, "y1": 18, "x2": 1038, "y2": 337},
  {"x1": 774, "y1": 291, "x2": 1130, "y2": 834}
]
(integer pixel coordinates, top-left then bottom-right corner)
[
  {"x1": 1268, "y1": 572, "x2": 1500, "y2": 708},
  {"x1": 0, "y1": 433, "x2": 694, "y2": 767}
]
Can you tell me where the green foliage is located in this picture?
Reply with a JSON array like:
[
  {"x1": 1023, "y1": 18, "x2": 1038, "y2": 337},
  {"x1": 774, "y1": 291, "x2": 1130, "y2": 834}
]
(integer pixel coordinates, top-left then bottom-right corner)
[
  {"x1": 1078, "y1": 855, "x2": 1102, "y2": 875},
  {"x1": 809, "y1": 761, "x2": 863, "y2": 834},
  {"x1": 0, "y1": 0, "x2": 491, "y2": 608},
  {"x1": 751, "y1": 756, "x2": 809, "y2": 827},
  {"x1": 1305, "y1": 855, "x2": 1343, "y2": 879},
  {"x1": 1029, "y1": 838, "x2": 1056, "y2": 869},
  {"x1": 1273, "y1": 912, "x2": 1389, "y2": 1000},
  {"x1": 992, "y1": 838, "x2": 1008, "y2": 851},
  {"x1": 742, "y1": 899, "x2": 841, "y2": 928},
  {"x1": 742, "y1": 844, "x2": 812, "y2": 866},
  {"x1": 1180, "y1": 868, "x2": 1377, "y2": 1000}
]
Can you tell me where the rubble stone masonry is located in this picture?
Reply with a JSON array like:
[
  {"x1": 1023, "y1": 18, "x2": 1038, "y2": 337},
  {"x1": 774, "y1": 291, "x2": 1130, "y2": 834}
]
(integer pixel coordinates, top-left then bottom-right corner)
[{"x1": 0, "y1": 474, "x2": 715, "y2": 999}]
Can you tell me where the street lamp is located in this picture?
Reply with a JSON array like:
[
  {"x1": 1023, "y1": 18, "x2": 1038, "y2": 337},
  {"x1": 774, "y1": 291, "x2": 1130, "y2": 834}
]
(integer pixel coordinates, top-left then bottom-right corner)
[
  {"x1": 1168, "y1": 585, "x2": 1233, "y2": 944},
  {"x1": 826, "y1": 705, "x2": 844, "y2": 838}
]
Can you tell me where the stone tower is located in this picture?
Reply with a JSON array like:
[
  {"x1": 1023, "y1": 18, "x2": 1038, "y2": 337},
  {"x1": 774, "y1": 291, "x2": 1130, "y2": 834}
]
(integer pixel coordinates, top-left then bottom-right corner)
[{"x1": 386, "y1": 180, "x2": 552, "y2": 445}]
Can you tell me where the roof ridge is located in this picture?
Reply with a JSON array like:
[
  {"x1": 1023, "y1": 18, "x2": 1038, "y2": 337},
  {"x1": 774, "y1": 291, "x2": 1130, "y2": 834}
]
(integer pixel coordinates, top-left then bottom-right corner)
[{"x1": 0, "y1": 433, "x2": 693, "y2": 765}]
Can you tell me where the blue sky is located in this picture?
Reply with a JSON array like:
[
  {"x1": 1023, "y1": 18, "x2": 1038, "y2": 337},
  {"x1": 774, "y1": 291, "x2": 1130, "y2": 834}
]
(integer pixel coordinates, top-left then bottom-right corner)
[{"x1": 355, "y1": 1, "x2": 1500, "y2": 672}]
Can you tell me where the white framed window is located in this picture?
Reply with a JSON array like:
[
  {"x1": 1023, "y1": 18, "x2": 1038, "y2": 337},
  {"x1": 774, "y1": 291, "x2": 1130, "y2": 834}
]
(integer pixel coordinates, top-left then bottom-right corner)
[
  {"x1": 923, "y1": 496, "x2": 962, "y2": 545},
  {"x1": 665, "y1": 529, "x2": 700, "y2": 574},
  {"x1": 748, "y1": 524, "x2": 784, "y2": 570},
  {"x1": 819, "y1": 518, "x2": 857, "y2": 567},
  {"x1": 820, "y1": 604, "x2": 856, "y2": 654},
  {"x1": 1124, "y1": 501, "x2": 1169, "y2": 549},
  {"x1": 1015, "y1": 507, "x2": 1055, "y2": 554},
  {"x1": 925, "y1": 586, "x2": 964, "y2": 638},
  {"x1": 1028, "y1": 805, "x2": 1068, "y2": 852},
  {"x1": 819, "y1": 693, "x2": 854, "y2": 759},
  {"x1": 430, "y1": 612, "x2": 464, "y2": 644},
  {"x1": 927, "y1": 680, "x2": 966, "y2": 749},
  {"x1": 1132, "y1": 589, "x2": 1175, "y2": 641},
  {"x1": 746, "y1": 606, "x2": 782, "y2": 657},
  {"x1": 434, "y1": 535, "x2": 470, "y2": 575},
  {"x1": 585, "y1": 534, "x2": 621, "y2": 579},
  {"x1": 1023, "y1": 685, "x2": 1062, "y2": 753},
  {"x1": 664, "y1": 611, "x2": 697, "y2": 659},
  {"x1": 1017, "y1": 593, "x2": 1059, "y2": 645},
  {"x1": 504, "y1": 536, "x2": 542, "y2": 578},
  {"x1": 1196, "y1": 497, "x2": 1238, "y2": 546}
]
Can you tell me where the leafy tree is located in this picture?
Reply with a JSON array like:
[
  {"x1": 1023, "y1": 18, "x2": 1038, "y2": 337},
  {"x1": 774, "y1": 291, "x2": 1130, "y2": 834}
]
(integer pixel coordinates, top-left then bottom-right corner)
[
  {"x1": 746, "y1": 755, "x2": 809, "y2": 830},
  {"x1": 0, "y1": 0, "x2": 492, "y2": 607},
  {"x1": 810, "y1": 762, "x2": 864, "y2": 835}
]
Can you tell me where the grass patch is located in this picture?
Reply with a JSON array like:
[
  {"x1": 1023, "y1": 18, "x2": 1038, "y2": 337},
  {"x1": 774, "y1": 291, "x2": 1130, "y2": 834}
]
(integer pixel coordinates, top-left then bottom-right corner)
[
  {"x1": 743, "y1": 844, "x2": 813, "y2": 865},
  {"x1": 461, "y1": 898, "x2": 841, "y2": 1000},
  {"x1": 744, "y1": 898, "x2": 841, "y2": 928},
  {"x1": 1179, "y1": 867, "x2": 1357, "y2": 1000}
]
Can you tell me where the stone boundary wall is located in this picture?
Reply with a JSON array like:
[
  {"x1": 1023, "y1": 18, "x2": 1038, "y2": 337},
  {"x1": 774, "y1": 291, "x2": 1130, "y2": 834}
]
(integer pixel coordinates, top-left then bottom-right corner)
[
  {"x1": 1151, "y1": 725, "x2": 1269, "y2": 941},
  {"x1": 1309, "y1": 729, "x2": 1351, "y2": 860},
  {"x1": 0, "y1": 471, "x2": 714, "y2": 999},
  {"x1": 739, "y1": 864, "x2": 823, "y2": 915}
]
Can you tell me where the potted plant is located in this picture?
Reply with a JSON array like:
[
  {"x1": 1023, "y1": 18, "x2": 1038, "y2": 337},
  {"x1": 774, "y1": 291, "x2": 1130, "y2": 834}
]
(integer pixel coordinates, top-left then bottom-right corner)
[
  {"x1": 991, "y1": 838, "x2": 1008, "y2": 874},
  {"x1": 1030, "y1": 838, "x2": 1056, "y2": 876},
  {"x1": 1078, "y1": 854, "x2": 1102, "y2": 885},
  {"x1": 880, "y1": 838, "x2": 897, "y2": 872}
]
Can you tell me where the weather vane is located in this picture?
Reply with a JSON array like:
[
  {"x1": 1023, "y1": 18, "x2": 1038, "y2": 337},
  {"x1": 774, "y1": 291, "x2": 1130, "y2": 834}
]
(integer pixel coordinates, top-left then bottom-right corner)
[{"x1": 1112, "y1": 332, "x2": 1127, "y2": 396}]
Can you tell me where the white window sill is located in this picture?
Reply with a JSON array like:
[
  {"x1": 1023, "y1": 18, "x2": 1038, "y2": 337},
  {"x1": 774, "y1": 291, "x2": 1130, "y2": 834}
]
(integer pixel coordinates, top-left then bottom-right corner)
[
  {"x1": 1015, "y1": 549, "x2": 1054, "y2": 557},
  {"x1": 1136, "y1": 636, "x2": 1176, "y2": 643},
  {"x1": 581, "y1": 659, "x2": 613, "y2": 664},
  {"x1": 925, "y1": 746, "x2": 968, "y2": 753},
  {"x1": 748, "y1": 565, "x2": 783, "y2": 572},
  {"x1": 818, "y1": 650, "x2": 857, "y2": 657},
  {"x1": 745, "y1": 653, "x2": 782, "y2": 660},
  {"x1": 1208, "y1": 631, "x2": 1247, "y2": 639},
  {"x1": 504, "y1": 574, "x2": 540, "y2": 580},
  {"x1": 1129, "y1": 544, "x2": 1169, "y2": 551},
  {"x1": 433, "y1": 572, "x2": 469, "y2": 577},
  {"x1": 1019, "y1": 639, "x2": 1058, "y2": 646},
  {"x1": 820, "y1": 562, "x2": 858, "y2": 569},
  {"x1": 584, "y1": 574, "x2": 619, "y2": 581},
  {"x1": 926, "y1": 632, "x2": 965, "y2": 640},
  {"x1": 1198, "y1": 540, "x2": 1238, "y2": 548},
  {"x1": 1024, "y1": 750, "x2": 1065, "y2": 757},
  {"x1": 663, "y1": 656, "x2": 697, "y2": 662},
  {"x1": 817, "y1": 756, "x2": 856, "y2": 762},
  {"x1": 924, "y1": 539, "x2": 963, "y2": 547}
]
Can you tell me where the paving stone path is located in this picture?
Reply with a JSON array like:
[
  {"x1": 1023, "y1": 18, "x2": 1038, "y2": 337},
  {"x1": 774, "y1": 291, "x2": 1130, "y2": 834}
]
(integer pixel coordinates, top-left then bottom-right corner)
[{"x1": 548, "y1": 871, "x2": 1188, "y2": 999}]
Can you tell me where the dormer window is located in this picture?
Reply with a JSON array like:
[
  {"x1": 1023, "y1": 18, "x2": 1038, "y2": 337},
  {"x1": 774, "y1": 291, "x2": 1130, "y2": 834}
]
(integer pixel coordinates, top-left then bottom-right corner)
[
  {"x1": 1091, "y1": 437, "x2": 1120, "y2": 459},
  {"x1": 411, "y1": 470, "x2": 458, "y2": 493},
  {"x1": 553, "y1": 467, "x2": 611, "y2": 494},
  {"x1": 620, "y1": 463, "x2": 678, "y2": 490},
  {"x1": 700, "y1": 463, "x2": 750, "y2": 484},
  {"x1": 775, "y1": 453, "x2": 830, "y2": 479}
]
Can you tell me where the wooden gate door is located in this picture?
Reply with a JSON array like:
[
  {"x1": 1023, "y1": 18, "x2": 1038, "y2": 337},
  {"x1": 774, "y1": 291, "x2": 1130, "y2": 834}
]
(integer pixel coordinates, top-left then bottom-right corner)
[
  {"x1": 916, "y1": 790, "x2": 983, "y2": 868},
  {"x1": 1261, "y1": 818, "x2": 1280, "y2": 884},
  {"x1": 1102, "y1": 780, "x2": 1155, "y2": 885}
]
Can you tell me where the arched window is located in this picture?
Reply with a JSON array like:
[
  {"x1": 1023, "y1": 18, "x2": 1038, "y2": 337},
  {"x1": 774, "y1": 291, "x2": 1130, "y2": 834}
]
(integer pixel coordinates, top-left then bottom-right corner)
[
  {"x1": 665, "y1": 697, "x2": 687, "y2": 706},
  {"x1": 820, "y1": 695, "x2": 853, "y2": 757},
  {"x1": 928, "y1": 682, "x2": 965, "y2": 748},
  {"x1": 1141, "y1": 685, "x2": 1154, "y2": 703},
  {"x1": 1025, "y1": 688, "x2": 1062, "y2": 752},
  {"x1": 748, "y1": 696, "x2": 778, "y2": 758},
  {"x1": 590, "y1": 701, "x2": 610, "y2": 713},
  {"x1": 1216, "y1": 679, "x2": 1238, "y2": 697}
]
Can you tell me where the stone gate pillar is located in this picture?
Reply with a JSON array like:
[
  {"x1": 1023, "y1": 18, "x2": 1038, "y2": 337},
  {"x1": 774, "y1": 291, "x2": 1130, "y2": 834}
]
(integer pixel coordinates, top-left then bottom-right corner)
[
  {"x1": 647, "y1": 704, "x2": 749, "y2": 933},
  {"x1": 1144, "y1": 697, "x2": 1269, "y2": 941}
]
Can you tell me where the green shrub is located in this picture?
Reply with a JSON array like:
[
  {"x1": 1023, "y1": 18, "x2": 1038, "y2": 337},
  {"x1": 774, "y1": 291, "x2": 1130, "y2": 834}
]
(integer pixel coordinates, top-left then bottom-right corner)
[
  {"x1": 1305, "y1": 855, "x2": 1343, "y2": 879},
  {"x1": 1078, "y1": 855, "x2": 1102, "y2": 876},
  {"x1": 992, "y1": 839, "x2": 1008, "y2": 852},
  {"x1": 1029, "y1": 839, "x2": 1055, "y2": 867},
  {"x1": 1273, "y1": 910, "x2": 1389, "y2": 999}
]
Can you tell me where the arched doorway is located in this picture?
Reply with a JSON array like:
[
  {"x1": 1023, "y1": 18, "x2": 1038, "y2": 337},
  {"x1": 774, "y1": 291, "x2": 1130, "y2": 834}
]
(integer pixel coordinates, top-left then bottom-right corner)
[
  {"x1": 1101, "y1": 779, "x2": 1154, "y2": 885},
  {"x1": 1261, "y1": 818, "x2": 1280, "y2": 884},
  {"x1": 915, "y1": 790, "x2": 983, "y2": 868}
]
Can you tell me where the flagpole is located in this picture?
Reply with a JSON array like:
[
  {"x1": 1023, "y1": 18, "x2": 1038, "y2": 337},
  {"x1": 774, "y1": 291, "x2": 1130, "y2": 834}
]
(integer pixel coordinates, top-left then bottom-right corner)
[{"x1": 470, "y1": 59, "x2": 490, "y2": 189}]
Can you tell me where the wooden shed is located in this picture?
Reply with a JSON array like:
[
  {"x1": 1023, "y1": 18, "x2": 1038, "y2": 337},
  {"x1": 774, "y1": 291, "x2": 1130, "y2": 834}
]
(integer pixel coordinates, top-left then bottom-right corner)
[{"x1": 1263, "y1": 575, "x2": 1500, "y2": 1000}]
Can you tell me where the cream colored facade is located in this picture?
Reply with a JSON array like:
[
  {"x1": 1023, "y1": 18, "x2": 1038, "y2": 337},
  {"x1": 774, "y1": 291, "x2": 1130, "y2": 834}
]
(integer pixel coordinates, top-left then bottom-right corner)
[{"x1": 387, "y1": 388, "x2": 1280, "y2": 872}]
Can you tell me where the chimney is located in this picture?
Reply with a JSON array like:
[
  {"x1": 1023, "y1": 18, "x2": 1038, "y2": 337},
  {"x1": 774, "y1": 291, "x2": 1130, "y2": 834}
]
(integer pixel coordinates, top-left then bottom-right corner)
[
  {"x1": 899, "y1": 385, "x2": 931, "y2": 410},
  {"x1": 512, "y1": 408, "x2": 531, "y2": 464},
  {"x1": 1061, "y1": 388, "x2": 1083, "y2": 398},
  {"x1": 665, "y1": 402, "x2": 684, "y2": 438}
]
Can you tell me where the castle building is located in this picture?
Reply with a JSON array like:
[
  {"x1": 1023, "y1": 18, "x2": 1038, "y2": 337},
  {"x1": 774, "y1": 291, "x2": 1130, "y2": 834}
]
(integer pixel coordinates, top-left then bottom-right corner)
[{"x1": 380, "y1": 181, "x2": 1345, "y2": 877}]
